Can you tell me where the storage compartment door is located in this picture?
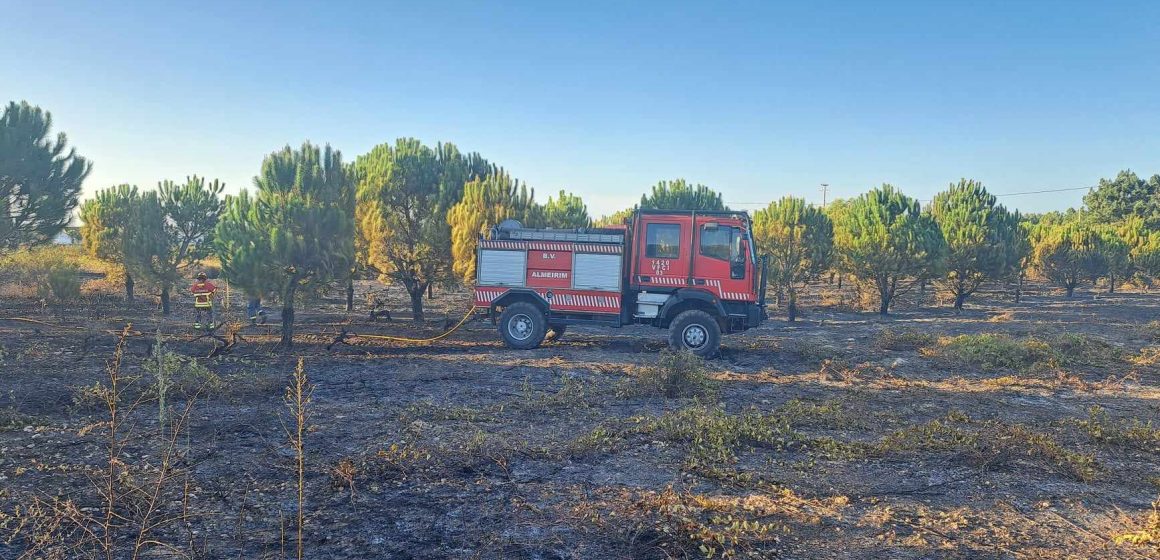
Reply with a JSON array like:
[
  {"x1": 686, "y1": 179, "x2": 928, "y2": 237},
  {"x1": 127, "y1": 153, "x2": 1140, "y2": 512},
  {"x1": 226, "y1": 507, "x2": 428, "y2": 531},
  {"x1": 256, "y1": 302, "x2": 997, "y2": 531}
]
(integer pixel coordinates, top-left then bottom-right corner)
[
  {"x1": 479, "y1": 249, "x2": 526, "y2": 286},
  {"x1": 572, "y1": 253, "x2": 621, "y2": 291}
]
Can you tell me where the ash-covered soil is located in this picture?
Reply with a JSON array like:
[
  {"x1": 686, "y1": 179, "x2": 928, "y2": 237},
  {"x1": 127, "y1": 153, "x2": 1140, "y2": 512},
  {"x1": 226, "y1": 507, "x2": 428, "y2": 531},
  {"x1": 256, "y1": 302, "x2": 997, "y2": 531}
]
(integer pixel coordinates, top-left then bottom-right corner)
[{"x1": 1, "y1": 282, "x2": 1158, "y2": 559}]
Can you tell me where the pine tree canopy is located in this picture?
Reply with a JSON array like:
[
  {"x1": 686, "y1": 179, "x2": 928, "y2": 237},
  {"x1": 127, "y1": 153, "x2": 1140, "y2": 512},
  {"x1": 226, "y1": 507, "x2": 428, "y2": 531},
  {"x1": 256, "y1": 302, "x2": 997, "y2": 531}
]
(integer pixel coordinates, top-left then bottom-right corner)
[
  {"x1": 833, "y1": 184, "x2": 946, "y2": 314},
  {"x1": 123, "y1": 176, "x2": 225, "y2": 313},
  {"x1": 639, "y1": 179, "x2": 728, "y2": 211},
  {"x1": 752, "y1": 196, "x2": 833, "y2": 320},
  {"x1": 356, "y1": 138, "x2": 487, "y2": 320},
  {"x1": 0, "y1": 101, "x2": 91, "y2": 251},
  {"x1": 1033, "y1": 222, "x2": 1105, "y2": 297},
  {"x1": 542, "y1": 190, "x2": 591, "y2": 229},
  {"x1": 1083, "y1": 169, "x2": 1160, "y2": 228},
  {"x1": 216, "y1": 142, "x2": 354, "y2": 343},
  {"x1": 928, "y1": 179, "x2": 1021, "y2": 308}
]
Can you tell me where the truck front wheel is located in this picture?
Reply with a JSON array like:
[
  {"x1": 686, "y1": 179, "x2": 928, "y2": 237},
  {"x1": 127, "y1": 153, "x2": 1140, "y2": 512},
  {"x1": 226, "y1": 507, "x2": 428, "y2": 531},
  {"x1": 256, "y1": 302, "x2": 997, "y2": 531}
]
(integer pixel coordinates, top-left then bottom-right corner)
[
  {"x1": 668, "y1": 310, "x2": 721, "y2": 357},
  {"x1": 499, "y1": 302, "x2": 547, "y2": 350}
]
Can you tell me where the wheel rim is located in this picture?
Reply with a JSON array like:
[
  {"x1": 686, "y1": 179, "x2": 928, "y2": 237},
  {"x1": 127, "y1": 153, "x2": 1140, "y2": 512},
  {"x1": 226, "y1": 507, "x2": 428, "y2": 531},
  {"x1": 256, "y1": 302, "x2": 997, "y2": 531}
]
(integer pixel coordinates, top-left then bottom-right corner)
[
  {"x1": 682, "y1": 324, "x2": 708, "y2": 348},
  {"x1": 508, "y1": 313, "x2": 535, "y2": 341}
]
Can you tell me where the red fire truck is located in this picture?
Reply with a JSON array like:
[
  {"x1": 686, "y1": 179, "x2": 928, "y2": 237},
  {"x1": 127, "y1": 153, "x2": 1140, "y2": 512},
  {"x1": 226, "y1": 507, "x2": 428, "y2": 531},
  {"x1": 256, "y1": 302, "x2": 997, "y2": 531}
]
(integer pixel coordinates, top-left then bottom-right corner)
[{"x1": 474, "y1": 210, "x2": 768, "y2": 356}]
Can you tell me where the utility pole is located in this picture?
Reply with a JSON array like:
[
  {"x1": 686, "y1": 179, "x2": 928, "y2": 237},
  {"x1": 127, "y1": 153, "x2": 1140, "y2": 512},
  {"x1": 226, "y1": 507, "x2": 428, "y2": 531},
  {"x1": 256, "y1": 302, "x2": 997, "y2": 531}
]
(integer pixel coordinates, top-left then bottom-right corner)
[{"x1": 819, "y1": 183, "x2": 829, "y2": 208}]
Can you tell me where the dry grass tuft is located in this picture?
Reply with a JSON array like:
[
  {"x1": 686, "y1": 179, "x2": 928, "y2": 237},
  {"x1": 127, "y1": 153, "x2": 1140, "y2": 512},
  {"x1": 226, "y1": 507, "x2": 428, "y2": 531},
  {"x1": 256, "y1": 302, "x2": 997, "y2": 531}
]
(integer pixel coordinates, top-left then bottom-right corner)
[
  {"x1": 1076, "y1": 406, "x2": 1160, "y2": 453},
  {"x1": 610, "y1": 486, "x2": 850, "y2": 559}
]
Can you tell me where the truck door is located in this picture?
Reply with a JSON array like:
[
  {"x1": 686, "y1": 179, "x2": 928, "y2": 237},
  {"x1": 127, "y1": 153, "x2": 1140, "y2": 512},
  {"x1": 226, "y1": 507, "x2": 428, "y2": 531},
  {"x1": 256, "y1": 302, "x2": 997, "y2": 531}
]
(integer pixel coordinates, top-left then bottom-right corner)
[
  {"x1": 692, "y1": 218, "x2": 754, "y2": 301},
  {"x1": 634, "y1": 216, "x2": 689, "y2": 288}
]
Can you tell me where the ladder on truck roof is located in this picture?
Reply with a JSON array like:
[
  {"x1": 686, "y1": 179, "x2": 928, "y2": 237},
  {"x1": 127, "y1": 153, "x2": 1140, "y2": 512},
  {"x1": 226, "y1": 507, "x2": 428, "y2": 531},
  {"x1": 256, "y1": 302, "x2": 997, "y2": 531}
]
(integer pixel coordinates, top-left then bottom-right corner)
[{"x1": 495, "y1": 228, "x2": 625, "y2": 244}]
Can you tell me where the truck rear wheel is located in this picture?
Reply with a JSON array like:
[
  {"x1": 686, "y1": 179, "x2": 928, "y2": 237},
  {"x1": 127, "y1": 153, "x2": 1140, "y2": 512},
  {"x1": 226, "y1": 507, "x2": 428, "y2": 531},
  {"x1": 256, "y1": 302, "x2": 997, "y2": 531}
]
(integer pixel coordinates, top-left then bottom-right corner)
[
  {"x1": 499, "y1": 302, "x2": 547, "y2": 350},
  {"x1": 668, "y1": 310, "x2": 721, "y2": 358}
]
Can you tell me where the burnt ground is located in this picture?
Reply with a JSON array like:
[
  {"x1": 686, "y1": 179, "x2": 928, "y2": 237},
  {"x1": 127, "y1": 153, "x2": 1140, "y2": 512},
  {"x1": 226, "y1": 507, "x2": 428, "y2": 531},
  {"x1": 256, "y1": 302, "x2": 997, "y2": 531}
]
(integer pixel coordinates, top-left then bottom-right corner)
[{"x1": 0, "y1": 281, "x2": 1158, "y2": 559}]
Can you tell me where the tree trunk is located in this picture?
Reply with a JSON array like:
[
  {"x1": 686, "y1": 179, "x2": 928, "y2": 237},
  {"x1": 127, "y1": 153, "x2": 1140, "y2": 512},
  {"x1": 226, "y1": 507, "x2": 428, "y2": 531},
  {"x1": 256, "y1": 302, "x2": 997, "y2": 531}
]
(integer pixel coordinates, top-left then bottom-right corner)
[
  {"x1": 1108, "y1": 275, "x2": 1115, "y2": 294},
  {"x1": 1065, "y1": 284, "x2": 1075, "y2": 298},
  {"x1": 878, "y1": 276, "x2": 892, "y2": 315},
  {"x1": 160, "y1": 286, "x2": 171, "y2": 315},
  {"x1": 953, "y1": 292, "x2": 966, "y2": 310},
  {"x1": 281, "y1": 285, "x2": 297, "y2": 348},
  {"x1": 427, "y1": 284, "x2": 434, "y2": 300},
  {"x1": 837, "y1": 274, "x2": 843, "y2": 289},
  {"x1": 125, "y1": 274, "x2": 135, "y2": 302},
  {"x1": 346, "y1": 277, "x2": 354, "y2": 312},
  {"x1": 410, "y1": 285, "x2": 425, "y2": 323},
  {"x1": 1015, "y1": 272, "x2": 1023, "y2": 304},
  {"x1": 787, "y1": 288, "x2": 798, "y2": 322}
]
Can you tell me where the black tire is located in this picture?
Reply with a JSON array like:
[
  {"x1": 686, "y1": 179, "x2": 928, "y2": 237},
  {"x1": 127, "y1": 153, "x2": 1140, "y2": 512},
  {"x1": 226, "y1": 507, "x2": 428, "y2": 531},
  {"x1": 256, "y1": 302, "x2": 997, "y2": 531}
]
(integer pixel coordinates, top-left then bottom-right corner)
[
  {"x1": 498, "y1": 302, "x2": 547, "y2": 350},
  {"x1": 668, "y1": 309, "x2": 722, "y2": 358},
  {"x1": 545, "y1": 325, "x2": 566, "y2": 343}
]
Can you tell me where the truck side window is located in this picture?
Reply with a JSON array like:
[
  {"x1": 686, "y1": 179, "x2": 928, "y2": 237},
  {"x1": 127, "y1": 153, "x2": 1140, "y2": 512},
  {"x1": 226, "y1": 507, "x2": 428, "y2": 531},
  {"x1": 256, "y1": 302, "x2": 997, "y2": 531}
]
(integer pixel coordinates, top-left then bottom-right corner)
[
  {"x1": 700, "y1": 225, "x2": 737, "y2": 261},
  {"x1": 646, "y1": 223, "x2": 681, "y2": 258}
]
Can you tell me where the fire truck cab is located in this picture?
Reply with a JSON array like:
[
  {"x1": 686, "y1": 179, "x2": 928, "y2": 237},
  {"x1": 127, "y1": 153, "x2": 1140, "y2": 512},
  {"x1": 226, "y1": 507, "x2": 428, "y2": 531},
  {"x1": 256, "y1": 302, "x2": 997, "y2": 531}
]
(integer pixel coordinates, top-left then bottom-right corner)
[{"x1": 474, "y1": 210, "x2": 768, "y2": 357}]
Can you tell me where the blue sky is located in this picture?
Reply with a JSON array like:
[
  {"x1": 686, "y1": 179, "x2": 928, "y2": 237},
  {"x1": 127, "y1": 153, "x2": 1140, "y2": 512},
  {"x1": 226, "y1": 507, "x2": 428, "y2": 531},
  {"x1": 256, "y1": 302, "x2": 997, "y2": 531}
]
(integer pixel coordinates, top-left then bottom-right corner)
[{"x1": 3, "y1": 0, "x2": 1158, "y2": 216}]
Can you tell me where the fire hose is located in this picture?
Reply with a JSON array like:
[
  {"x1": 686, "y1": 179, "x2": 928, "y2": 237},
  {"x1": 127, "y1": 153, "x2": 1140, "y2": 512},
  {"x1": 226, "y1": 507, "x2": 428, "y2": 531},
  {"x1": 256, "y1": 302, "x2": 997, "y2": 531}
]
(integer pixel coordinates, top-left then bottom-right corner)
[{"x1": 330, "y1": 305, "x2": 478, "y2": 345}]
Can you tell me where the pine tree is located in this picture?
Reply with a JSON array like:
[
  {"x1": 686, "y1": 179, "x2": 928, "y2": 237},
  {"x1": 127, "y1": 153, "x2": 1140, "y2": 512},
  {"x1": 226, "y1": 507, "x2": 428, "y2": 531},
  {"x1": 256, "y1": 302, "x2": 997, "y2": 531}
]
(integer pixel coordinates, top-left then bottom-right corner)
[
  {"x1": 1009, "y1": 212, "x2": 1033, "y2": 303},
  {"x1": 752, "y1": 197, "x2": 833, "y2": 321},
  {"x1": 1083, "y1": 170, "x2": 1160, "y2": 228},
  {"x1": 1034, "y1": 222, "x2": 1104, "y2": 297},
  {"x1": 123, "y1": 177, "x2": 225, "y2": 314},
  {"x1": 1097, "y1": 227, "x2": 1130, "y2": 293},
  {"x1": 542, "y1": 190, "x2": 591, "y2": 229},
  {"x1": 639, "y1": 179, "x2": 727, "y2": 211},
  {"x1": 822, "y1": 198, "x2": 853, "y2": 288},
  {"x1": 215, "y1": 191, "x2": 278, "y2": 309},
  {"x1": 0, "y1": 101, "x2": 91, "y2": 251},
  {"x1": 79, "y1": 184, "x2": 141, "y2": 300},
  {"x1": 928, "y1": 179, "x2": 1021, "y2": 310},
  {"x1": 1130, "y1": 231, "x2": 1160, "y2": 289},
  {"x1": 594, "y1": 208, "x2": 635, "y2": 227},
  {"x1": 833, "y1": 185, "x2": 946, "y2": 314},
  {"x1": 447, "y1": 168, "x2": 540, "y2": 282},
  {"x1": 216, "y1": 143, "x2": 354, "y2": 346},
  {"x1": 357, "y1": 138, "x2": 486, "y2": 321}
]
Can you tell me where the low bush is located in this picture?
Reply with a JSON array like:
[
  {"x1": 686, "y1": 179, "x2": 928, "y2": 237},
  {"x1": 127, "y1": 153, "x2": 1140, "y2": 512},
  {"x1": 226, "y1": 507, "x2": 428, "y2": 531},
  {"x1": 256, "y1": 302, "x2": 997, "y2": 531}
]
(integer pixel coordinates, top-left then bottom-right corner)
[
  {"x1": 935, "y1": 332, "x2": 1121, "y2": 372},
  {"x1": 42, "y1": 262, "x2": 82, "y2": 301},
  {"x1": 0, "y1": 245, "x2": 100, "y2": 301},
  {"x1": 639, "y1": 405, "x2": 798, "y2": 468},
  {"x1": 876, "y1": 328, "x2": 937, "y2": 351},
  {"x1": 627, "y1": 350, "x2": 715, "y2": 398}
]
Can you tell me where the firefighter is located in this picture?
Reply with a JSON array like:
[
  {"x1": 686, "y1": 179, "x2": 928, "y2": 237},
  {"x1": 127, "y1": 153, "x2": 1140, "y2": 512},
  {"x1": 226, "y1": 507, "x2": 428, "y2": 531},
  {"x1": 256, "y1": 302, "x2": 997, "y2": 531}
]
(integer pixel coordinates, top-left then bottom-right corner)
[{"x1": 191, "y1": 272, "x2": 217, "y2": 329}]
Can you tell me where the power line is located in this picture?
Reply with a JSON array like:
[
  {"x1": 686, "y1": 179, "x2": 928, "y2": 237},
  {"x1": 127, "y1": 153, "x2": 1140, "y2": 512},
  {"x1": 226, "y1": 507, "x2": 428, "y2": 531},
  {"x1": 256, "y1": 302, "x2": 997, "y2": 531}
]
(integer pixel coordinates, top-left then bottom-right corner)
[{"x1": 991, "y1": 186, "x2": 1090, "y2": 197}]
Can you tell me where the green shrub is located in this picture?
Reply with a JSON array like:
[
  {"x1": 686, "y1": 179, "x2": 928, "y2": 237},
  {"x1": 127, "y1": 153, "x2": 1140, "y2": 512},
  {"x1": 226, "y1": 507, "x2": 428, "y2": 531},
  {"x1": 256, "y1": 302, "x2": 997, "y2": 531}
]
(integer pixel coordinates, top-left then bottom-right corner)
[
  {"x1": 639, "y1": 405, "x2": 796, "y2": 467},
  {"x1": 875, "y1": 328, "x2": 938, "y2": 351},
  {"x1": 0, "y1": 245, "x2": 100, "y2": 300},
  {"x1": 936, "y1": 333, "x2": 1119, "y2": 372},
  {"x1": 628, "y1": 350, "x2": 715, "y2": 398},
  {"x1": 937, "y1": 333, "x2": 1053, "y2": 371},
  {"x1": 42, "y1": 262, "x2": 82, "y2": 301}
]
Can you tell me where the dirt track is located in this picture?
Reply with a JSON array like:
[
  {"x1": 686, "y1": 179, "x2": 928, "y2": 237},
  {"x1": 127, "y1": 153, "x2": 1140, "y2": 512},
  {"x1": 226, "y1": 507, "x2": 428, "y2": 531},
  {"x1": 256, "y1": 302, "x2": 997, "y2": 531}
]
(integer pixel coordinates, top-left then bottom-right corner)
[{"x1": 1, "y1": 282, "x2": 1158, "y2": 559}]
